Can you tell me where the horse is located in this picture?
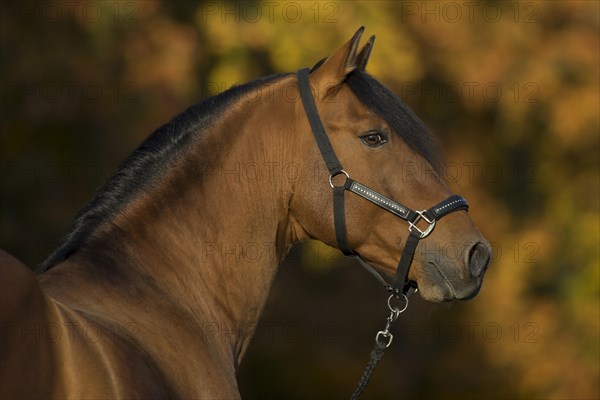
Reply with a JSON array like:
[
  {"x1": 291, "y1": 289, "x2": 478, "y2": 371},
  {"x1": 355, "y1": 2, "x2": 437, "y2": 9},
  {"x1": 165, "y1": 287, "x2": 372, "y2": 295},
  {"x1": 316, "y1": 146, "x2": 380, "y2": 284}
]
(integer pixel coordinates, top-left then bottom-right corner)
[{"x1": 0, "y1": 27, "x2": 491, "y2": 399}]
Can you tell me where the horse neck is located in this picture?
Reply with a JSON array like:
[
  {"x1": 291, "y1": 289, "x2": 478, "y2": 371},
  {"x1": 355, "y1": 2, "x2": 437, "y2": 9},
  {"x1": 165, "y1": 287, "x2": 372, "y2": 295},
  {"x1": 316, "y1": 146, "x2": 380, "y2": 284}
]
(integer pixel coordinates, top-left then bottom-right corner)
[{"x1": 43, "y1": 75, "x2": 304, "y2": 369}]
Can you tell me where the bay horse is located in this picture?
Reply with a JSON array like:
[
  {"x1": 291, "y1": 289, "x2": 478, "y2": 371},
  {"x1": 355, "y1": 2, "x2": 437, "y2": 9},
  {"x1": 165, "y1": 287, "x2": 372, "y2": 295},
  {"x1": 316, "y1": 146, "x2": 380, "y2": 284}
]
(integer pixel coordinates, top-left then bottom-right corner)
[{"x1": 0, "y1": 28, "x2": 490, "y2": 399}]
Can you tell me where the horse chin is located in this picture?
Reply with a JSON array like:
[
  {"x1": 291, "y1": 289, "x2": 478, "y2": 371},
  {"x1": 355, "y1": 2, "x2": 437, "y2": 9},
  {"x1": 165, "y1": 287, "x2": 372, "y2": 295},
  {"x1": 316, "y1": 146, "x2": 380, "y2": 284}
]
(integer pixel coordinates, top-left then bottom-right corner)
[
  {"x1": 417, "y1": 281, "x2": 456, "y2": 302},
  {"x1": 416, "y1": 262, "x2": 482, "y2": 303}
]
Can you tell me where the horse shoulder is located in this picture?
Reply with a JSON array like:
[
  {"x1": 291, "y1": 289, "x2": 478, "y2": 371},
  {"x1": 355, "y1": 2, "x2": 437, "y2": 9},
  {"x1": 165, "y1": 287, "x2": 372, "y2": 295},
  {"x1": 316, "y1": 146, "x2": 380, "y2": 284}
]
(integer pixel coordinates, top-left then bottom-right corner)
[{"x1": 0, "y1": 251, "x2": 170, "y2": 398}]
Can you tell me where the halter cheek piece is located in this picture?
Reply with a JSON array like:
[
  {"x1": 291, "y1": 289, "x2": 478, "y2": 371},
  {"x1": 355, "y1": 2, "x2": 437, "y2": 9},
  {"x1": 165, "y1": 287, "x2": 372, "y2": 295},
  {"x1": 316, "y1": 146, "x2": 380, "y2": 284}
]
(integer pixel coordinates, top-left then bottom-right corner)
[{"x1": 297, "y1": 68, "x2": 468, "y2": 298}]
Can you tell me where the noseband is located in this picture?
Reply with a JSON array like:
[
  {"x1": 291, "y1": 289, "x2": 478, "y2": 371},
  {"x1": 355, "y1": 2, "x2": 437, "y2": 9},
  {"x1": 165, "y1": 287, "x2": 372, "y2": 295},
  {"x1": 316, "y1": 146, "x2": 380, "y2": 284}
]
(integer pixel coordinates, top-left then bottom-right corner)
[{"x1": 297, "y1": 68, "x2": 468, "y2": 298}]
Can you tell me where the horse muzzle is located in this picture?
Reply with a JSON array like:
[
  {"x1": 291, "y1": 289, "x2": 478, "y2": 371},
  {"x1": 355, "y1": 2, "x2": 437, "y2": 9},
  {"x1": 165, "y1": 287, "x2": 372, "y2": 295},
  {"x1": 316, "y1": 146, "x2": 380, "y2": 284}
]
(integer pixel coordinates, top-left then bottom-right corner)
[{"x1": 417, "y1": 240, "x2": 491, "y2": 302}]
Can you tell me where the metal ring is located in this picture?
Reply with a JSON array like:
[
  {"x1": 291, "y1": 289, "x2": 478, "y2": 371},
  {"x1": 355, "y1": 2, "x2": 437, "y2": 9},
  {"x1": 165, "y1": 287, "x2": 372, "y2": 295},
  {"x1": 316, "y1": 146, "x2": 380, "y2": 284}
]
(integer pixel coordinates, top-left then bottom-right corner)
[
  {"x1": 328, "y1": 170, "x2": 350, "y2": 188},
  {"x1": 387, "y1": 293, "x2": 408, "y2": 315}
]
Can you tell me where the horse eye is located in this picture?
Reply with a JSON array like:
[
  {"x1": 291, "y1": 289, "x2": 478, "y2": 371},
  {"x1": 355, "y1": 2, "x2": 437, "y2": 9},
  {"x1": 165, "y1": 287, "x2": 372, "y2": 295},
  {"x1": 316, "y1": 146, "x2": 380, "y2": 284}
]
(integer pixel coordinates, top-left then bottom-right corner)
[{"x1": 360, "y1": 131, "x2": 388, "y2": 148}]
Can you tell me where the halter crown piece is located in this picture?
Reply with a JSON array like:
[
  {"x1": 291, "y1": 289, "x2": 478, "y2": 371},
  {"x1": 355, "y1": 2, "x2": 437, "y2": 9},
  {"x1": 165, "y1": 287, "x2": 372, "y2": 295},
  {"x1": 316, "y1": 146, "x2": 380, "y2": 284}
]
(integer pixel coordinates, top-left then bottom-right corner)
[{"x1": 296, "y1": 68, "x2": 469, "y2": 297}]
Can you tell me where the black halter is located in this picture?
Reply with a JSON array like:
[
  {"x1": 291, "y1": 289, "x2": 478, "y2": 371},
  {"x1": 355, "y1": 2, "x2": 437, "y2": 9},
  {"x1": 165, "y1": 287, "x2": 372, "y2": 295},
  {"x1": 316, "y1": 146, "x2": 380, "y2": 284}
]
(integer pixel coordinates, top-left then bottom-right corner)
[{"x1": 297, "y1": 68, "x2": 469, "y2": 298}]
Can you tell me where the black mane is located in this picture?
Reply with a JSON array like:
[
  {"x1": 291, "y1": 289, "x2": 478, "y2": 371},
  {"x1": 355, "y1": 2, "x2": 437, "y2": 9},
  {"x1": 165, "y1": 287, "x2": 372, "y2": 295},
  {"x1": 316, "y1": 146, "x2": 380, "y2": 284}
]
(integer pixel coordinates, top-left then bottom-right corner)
[
  {"x1": 38, "y1": 73, "x2": 290, "y2": 273},
  {"x1": 346, "y1": 69, "x2": 441, "y2": 170}
]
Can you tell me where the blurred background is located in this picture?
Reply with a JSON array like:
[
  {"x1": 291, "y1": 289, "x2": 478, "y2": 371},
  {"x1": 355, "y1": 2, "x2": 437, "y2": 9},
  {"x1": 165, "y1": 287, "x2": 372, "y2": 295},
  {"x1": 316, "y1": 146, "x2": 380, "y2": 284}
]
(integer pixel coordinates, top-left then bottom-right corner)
[{"x1": 1, "y1": 1, "x2": 598, "y2": 399}]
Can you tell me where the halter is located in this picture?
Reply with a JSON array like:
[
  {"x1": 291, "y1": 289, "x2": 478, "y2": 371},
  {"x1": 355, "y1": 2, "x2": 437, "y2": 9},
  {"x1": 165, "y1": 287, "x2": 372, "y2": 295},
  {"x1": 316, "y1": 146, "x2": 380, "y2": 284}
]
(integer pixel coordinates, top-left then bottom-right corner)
[
  {"x1": 297, "y1": 68, "x2": 470, "y2": 399},
  {"x1": 297, "y1": 68, "x2": 469, "y2": 298}
]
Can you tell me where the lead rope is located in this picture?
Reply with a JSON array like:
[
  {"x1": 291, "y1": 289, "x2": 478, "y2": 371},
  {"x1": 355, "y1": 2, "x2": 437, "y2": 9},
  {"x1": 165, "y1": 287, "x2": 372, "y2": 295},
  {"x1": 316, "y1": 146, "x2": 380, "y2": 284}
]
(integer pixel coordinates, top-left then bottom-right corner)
[{"x1": 350, "y1": 294, "x2": 410, "y2": 400}]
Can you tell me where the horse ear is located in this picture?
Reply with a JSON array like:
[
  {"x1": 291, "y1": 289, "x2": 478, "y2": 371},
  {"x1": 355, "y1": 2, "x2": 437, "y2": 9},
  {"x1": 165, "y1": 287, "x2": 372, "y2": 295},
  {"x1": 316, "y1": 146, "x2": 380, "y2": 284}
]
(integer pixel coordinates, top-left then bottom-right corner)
[
  {"x1": 356, "y1": 35, "x2": 375, "y2": 71},
  {"x1": 310, "y1": 27, "x2": 365, "y2": 92}
]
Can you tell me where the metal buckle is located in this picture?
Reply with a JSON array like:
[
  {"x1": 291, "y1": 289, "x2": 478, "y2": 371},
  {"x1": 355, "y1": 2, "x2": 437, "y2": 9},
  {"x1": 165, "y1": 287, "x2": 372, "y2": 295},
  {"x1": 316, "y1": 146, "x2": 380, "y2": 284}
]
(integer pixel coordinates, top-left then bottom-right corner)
[
  {"x1": 328, "y1": 170, "x2": 350, "y2": 188},
  {"x1": 408, "y1": 210, "x2": 436, "y2": 238}
]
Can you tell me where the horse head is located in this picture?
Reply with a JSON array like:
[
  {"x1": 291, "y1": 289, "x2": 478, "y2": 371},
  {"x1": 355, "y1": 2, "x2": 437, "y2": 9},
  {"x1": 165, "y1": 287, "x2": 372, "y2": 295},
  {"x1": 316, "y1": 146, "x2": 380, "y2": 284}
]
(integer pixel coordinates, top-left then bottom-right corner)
[{"x1": 289, "y1": 28, "x2": 491, "y2": 302}]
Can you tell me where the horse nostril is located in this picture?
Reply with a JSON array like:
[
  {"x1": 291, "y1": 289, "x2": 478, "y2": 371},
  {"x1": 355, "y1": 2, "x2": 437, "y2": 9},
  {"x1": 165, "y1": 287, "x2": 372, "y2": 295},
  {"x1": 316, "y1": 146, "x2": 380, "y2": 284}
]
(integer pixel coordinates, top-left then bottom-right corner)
[{"x1": 468, "y1": 242, "x2": 491, "y2": 278}]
